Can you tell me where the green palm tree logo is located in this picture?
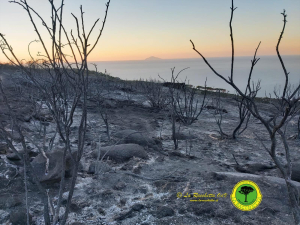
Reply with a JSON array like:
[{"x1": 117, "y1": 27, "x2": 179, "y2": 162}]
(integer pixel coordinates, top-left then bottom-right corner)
[{"x1": 238, "y1": 186, "x2": 254, "y2": 202}]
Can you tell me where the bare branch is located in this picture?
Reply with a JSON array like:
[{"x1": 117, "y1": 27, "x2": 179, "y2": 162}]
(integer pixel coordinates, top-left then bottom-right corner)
[
  {"x1": 276, "y1": 9, "x2": 289, "y2": 98},
  {"x1": 87, "y1": 0, "x2": 110, "y2": 56}
]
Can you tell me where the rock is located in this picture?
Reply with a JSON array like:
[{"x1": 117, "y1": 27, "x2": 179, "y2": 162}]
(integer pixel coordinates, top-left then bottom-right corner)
[
  {"x1": 70, "y1": 201, "x2": 89, "y2": 213},
  {"x1": 113, "y1": 182, "x2": 126, "y2": 190},
  {"x1": 155, "y1": 206, "x2": 174, "y2": 218},
  {"x1": 174, "y1": 132, "x2": 198, "y2": 140},
  {"x1": 0, "y1": 143, "x2": 8, "y2": 154},
  {"x1": 87, "y1": 163, "x2": 96, "y2": 174},
  {"x1": 6, "y1": 147, "x2": 37, "y2": 161},
  {"x1": 246, "y1": 163, "x2": 276, "y2": 172},
  {"x1": 9, "y1": 208, "x2": 32, "y2": 225},
  {"x1": 114, "y1": 129, "x2": 156, "y2": 148},
  {"x1": 3, "y1": 128, "x2": 23, "y2": 143},
  {"x1": 102, "y1": 99, "x2": 116, "y2": 108},
  {"x1": 17, "y1": 114, "x2": 32, "y2": 122},
  {"x1": 92, "y1": 144, "x2": 148, "y2": 163},
  {"x1": 292, "y1": 163, "x2": 300, "y2": 182},
  {"x1": 156, "y1": 156, "x2": 164, "y2": 162},
  {"x1": 142, "y1": 100, "x2": 152, "y2": 108},
  {"x1": 188, "y1": 203, "x2": 215, "y2": 217},
  {"x1": 23, "y1": 115, "x2": 32, "y2": 122},
  {"x1": 120, "y1": 198, "x2": 127, "y2": 206},
  {"x1": 206, "y1": 105, "x2": 228, "y2": 113},
  {"x1": 234, "y1": 163, "x2": 276, "y2": 174},
  {"x1": 6, "y1": 152, "x2": 22, "y2": 161},
  {"x1": 33, "y1": 109, "x2": 53, "y2": 122},
  {"x1": 0, "y1": 209, "x2": 9, "y2": 224},
  {"x1": 101, "y1": 189, "x2": 114, "y2": 198},
  {"x1": 257, "y1": 207, "x2": 279, "y2": 216},
  {"x1": 97, "y1": 207, "x2": 106, "y2": 216},
  {"x1": 133, "y1": 165, "x2": 142, "y2": 174},
  {"x1": 62, "y1": 189, "x2": 90, "y2": 212},
  {"x1": 69, "y1": 194, "x2": 90, "y2": 212},
  {"x1": 131, "y1": 203, "x2": 144, "y2": 211},
  {"x1": 31, "y1": 150, "x2": 78, "y2": 183},
  {"x1": 178, "y1": 207, "x2": 186, "y2": 214},
  {"x1": 115, "y1": 210, "x2": 134, "y2": 221},
  {"x1": 0, "y1": 195, "x2": 23, "y2": 209},
  {"x1": 169, "y1": 151, "x2": 185, "y2": 157},
  {"x1": 138, "y1": 187, "x2": 148, "y2": 194},
  {"x1": 121, "y1": 87, "x2": 134, "y2": 93},
  {"x1": 88, "y1": 162, "x2": 111, "y2": 174},
  {"x1": 120, "y1": 163, "x2": 133, "y2": 171}
]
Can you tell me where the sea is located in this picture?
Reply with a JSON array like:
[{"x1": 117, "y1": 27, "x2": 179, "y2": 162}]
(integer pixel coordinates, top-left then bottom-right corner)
[{"x1": 90, "y1": 55, "x2": 300, "y2": 98}]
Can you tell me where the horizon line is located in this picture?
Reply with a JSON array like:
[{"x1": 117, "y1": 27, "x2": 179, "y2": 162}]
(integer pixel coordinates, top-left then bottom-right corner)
[
  {"x1": 1, "y1": 54, "x2": 299, "y2": 65},
  {"x1": 89, "y1": 54, "x2": 300, "y2": 63}
]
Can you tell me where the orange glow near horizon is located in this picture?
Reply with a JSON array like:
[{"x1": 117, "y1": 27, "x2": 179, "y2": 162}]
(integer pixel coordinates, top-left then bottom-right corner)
[
  {"x1": 1, "y1": 36, "x2": 299, "y2": 63},
  {"x1": 1, "y1": 34, "x2": 299, "y2": 63}
]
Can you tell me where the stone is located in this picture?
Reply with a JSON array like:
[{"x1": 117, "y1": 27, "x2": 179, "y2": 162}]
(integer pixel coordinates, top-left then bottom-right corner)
[
  {"x1": 9, "y1": 208, "x2": 32, "y2": 225},
  {"x1": 113, "y1": 182, "x2": 126, "y2": 190},
  {"x1": 178, "y1": 207, "x2": 186, "y2": 214},
  {"x1": 115, "y1": 210, "x2": 134, "y2": 221},
  {"x1": 87, "y1": 163, "x2": 96, "y2": 174},
  {"x1": 0, "y1": 195, "x2": 23, "y2": 209},
  {"x1": 3, "y1": 128, "x2": 23, "y2": 143},
  {"x1": 174, "y1": 132, "x2": 198, "y2": 140},
  {"x1": 70, "y1": 223, "x2": 85, "y2": 225},
  {"x1": 31, "y1": 150, "x2": 78, "y2": 183},
  {"x1": 23, "y1": 115, "x2": 32, "y2": 122},
  {"x1": 88, "y1": 162, "x2": 111, "y2": 174},
  {"x1": 33, "y1": 109, "x2": 53, "y2": 122},
  {"x1": 292, "y1": 163, "x2": 300, "y2": 182},
  {"x1": 97, "y1": 207, "x2": 106, "y2": 216},
  {"x1": 138, "y1": 187, "x2": 148, "y2": 194},
  {"x1": 119, "y1": 198, "x2": 127, "y2": 206},
  {"x1": 102, "y1": 99, "x2": 116, "y2": 108},
  {"x1": 133, "y1": 166, "x2": 141, "y2": 174},
  {"x1": 92, "y1": 144, "x2": 148, "y2": 163},
  {"x1": 131, "y1": 203, "x2": 144, "y2": 211},
  {"x1": 6, "y1": 152, "x2": 22, "y2": 161},
  {"x1": 120, "y1": 163, "x2": 134, "y2": 171},
  {"x1": 142, "y1": 100, "x2": 152, "y2": 108},
  {"x1": 0, "y1": 143, "x2": 8, "y2": 154},
  {"x1": 17, "y1": 114, "x2": 32, "y2": 122},
  {"x1": 0, "y1": 209, "x2": 9, "y2": 224},
  {"x1": 234, "y1": 163, "x2": 276, "y2": 174},
  {"x1": 188, "y1": 203, "x2": 215, "y2": 217},
  {"x1": 6, "y1": 147, "x2": 37, "y2": 161},
  {"x1": 156, "y1": 156, "x2": 164, "y2": 162},
  {"x1": 114, "y1": 129, "x2": 156, "y2": 148},
  {"x1": 155, "y1": 206, "x2": 174, "y2": 218}
]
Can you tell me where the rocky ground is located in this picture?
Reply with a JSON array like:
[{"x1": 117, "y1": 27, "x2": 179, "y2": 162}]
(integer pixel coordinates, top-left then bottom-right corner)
[{"x1": 0, "y1": 66, "x2": 299, "y2": 225}]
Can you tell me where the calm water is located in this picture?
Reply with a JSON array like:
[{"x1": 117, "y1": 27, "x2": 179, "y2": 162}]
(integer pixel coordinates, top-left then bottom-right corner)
[{"x1": 90, "y1": 55, "x2": 300, "y2": 97}]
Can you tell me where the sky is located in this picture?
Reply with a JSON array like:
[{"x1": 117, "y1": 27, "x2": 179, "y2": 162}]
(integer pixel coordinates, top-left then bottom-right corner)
[{"x1": 0, "y1": 0, "x2": 299, "y2": 62}]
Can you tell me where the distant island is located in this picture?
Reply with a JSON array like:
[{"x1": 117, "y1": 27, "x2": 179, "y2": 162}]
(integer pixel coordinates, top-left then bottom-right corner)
[{"x1": 145, "y1": 56, "x2": 161, "y2": 61}]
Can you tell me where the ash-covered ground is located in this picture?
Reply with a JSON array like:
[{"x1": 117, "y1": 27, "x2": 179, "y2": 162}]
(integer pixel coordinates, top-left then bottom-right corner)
[{"x1": 0, "y1": 66, "x2": 299, "y2": 225}]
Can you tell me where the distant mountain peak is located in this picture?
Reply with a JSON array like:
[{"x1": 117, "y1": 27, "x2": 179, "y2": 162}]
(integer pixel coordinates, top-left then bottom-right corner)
[{"x1": 145, "y1": 56, "x2": 161, "y2": 61}]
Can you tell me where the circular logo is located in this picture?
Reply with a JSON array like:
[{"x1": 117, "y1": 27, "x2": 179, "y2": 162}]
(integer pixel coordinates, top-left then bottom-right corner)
[
  {"x1": 231, "y1": 180, "x2": 262, "y2": 211},
  {"x1": 177, "y1": 192, "x2": 182, "y2": 198}
]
